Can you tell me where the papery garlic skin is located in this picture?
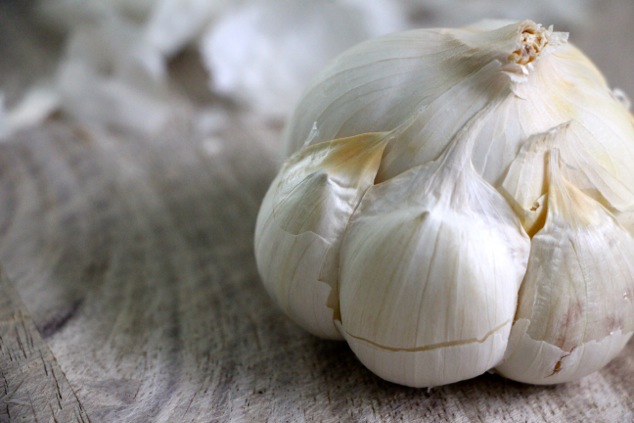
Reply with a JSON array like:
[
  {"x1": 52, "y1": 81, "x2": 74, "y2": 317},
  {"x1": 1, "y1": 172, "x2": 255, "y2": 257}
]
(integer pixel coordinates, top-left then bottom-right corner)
[
  {"x1": 338, "y1": 116, "x2": 530, "y2": 387},
  {"x1": 255, "y1": 133, "x2": 389, "y2": 339},
  {"x1": 283, "y1": 21, "x2": 634, "y2": 190},
  {"x1": 495, "y1": 150, "x2": 634, "y2": 383},
  {"x1": 255, "y1": 19, "x2": 634, "y2": 387}
]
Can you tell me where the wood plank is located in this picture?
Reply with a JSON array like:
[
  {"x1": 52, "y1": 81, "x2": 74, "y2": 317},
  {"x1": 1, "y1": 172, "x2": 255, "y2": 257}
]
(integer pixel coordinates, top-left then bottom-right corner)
[{"x1": 0, "y1": 268, "x2": 90, "y2": 422}]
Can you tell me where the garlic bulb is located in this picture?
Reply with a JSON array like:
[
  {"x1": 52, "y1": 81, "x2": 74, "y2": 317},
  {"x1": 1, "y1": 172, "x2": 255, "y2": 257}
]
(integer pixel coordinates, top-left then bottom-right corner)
[{"x1": 254, "y1": 20, "x2": 634, "y2": 387}]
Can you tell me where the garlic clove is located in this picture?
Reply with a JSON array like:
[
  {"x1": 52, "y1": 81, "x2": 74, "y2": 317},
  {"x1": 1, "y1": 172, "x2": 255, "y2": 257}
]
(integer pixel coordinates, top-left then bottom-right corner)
[
  {"x1": 495, "y1": 150, "x2": 634, "y2": 384},
  {"x1": 500, "y1": 122, "x2": 634, "y2": 236},
  {"x1": 254, "y1": 132, "x2": 389, "y2": 339},
  {"x1": 337, "y1": 114, "x2": 530, "y2": 387}
]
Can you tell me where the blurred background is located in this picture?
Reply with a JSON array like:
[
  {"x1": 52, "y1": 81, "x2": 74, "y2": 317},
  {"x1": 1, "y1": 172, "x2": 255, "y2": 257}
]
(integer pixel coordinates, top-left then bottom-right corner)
[{"x1": 1, "y1": 0, "x2": 632, "y2": 142}]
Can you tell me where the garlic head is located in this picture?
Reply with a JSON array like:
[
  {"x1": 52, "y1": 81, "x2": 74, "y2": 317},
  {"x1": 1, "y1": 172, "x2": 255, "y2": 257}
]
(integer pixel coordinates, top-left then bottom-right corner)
[{"x1": 255, "y1": 20, "x2": 634, "y2": 387}]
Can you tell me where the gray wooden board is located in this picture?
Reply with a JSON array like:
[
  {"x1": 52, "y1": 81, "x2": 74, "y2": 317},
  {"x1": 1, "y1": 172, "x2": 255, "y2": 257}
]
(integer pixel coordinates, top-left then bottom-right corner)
[{"x1": 0, "y1": 267, "x2": 89, "y2": 422}]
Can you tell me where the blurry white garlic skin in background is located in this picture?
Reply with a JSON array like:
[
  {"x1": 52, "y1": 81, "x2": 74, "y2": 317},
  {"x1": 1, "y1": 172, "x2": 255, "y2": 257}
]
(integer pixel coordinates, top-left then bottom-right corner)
[
  {"x1": 255, "y1": 20, "x2": 634, "y2": 387},
  {"x1": 200, "y1": 0, "x2": 407, "y2": 118}
]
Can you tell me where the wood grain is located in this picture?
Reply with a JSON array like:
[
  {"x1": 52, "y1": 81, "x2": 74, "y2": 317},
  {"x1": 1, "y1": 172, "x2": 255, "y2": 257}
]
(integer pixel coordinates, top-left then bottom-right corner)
[
  {"x1": 0, "y1": 268, "x2": 89, "y2": 422},
  {"x1": 0, "y1": 3, "x2": 633, "y2": 422}
]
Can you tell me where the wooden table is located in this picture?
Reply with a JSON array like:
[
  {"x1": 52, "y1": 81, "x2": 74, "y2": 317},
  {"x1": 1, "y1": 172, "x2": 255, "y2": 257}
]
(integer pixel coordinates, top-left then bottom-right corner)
[{"x1": 1, "y1": 3, "x2": 633, "y2": 422}]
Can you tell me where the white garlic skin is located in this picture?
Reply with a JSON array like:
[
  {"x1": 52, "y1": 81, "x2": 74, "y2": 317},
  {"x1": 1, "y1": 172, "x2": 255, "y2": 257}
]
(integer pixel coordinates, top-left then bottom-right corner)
[
  {"x1": 255, "y1": 20, "x2": 634, "y2": 387},
  {"x1": 495, "y1": 149, "x2": 634, "y2": 384},
  {"x1": 337, "y1": 117, "x2": 531, "y2": 387},
  {"x1": 255, "y1": 133, "x2": 389, "y2": 339}
]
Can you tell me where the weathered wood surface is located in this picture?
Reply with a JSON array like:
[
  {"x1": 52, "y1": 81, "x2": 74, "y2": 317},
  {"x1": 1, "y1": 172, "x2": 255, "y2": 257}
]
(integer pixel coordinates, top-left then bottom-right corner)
[
  {"x1": 1, "y1": 3, "x2": 633, "y2": 423},
  {"x1": 0, "y1": 268, "x2": 90, "y2": 422}
]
